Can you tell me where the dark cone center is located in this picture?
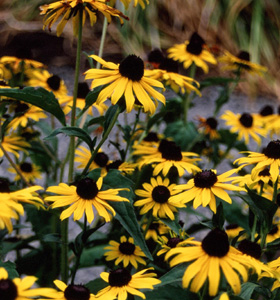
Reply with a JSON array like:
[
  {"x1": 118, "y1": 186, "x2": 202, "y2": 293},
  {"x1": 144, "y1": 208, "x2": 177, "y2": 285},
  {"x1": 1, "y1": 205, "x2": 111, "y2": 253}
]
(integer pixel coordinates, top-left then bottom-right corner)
[
  {"x1": 106, "y1": 160, "x2": 123, "y2": 171},
  {"x1": 148, "y1": 49, "x2": 165, "y2": 65},
  {"x1": 260, "y1": 105, "x2": 273, "y2": 116},
  {"x1": 0, "y1": 279, "x2": 18, "y2": 300},
  {"x1": 268, "y1": 226, "x2": 278, "y2": 235},
  {"x1": 76, "y1": 178, "x2": 98, "y2": 200},
  {"x1": 20, "y1": 162, "x2": 33, "y2": 173},
  {"x1": 108, "y1": 268, "x2": 132, "y2": 287},
  {"x1": 194, "y1": 170, "x2": 217, "y2": 188},
  {"x1": 202, "y1": 228, "x2": 229, "y2": 257},
  {"x1": 151, "y1": 185, "x2": 171, "y2": 203},
  {"x1": 159, "y1": 58, "x2": 179, "y2": 73},
  {"x1": 77, "y1": 82, "x2": 90, "y2": 99},
  {"x1": 158, "y1": 139, "x2": 182, "y2": 161},
  {"x1": 46, "y1": 75, "x2": 61, "y2": 91},
  {"x1": 119, "y1": 241, "x2": 136, "y2": 255},
  {"x1": 206, "y1": 117, "x2": 218, "y2": 129},
  {"x1": 64, "y1": 284, "x2": 90, "y2": 300},
  {"x1": 143, "y1": 132, "x2": 159, "y2": 142},
  {"x1": 238, "y1": 51, "x2": 250, "y2": 61},
  {"x1": 0, "y1": 179, "x2": 10, "y2": 193},
  {"x1": 225, "y1": 223, "x2": 239, "y2": 230},
  {"x1": 237, "y1": 239, "x2": 261, "y2": 259},
  {"x1": 263, "y1": 140, "x2": 280, "y2": 159},
  {"x1": 15, "y1": 103, "x2": 29, "y2": 114},
  {"x1": 94, "y1": 152, "x2": 109, "y2": 168},
  {"x1": 186, "y1": 32, "x2": 205, "y2": 55},
  {"x1": 258, "y1": 168, "x2": 270, "y2": 177},
  {"x1": 167, "y1": 237, "x2": 182, "y2": 248},
  {"x1": 239, "y1": 113, "x2": 253, "y2": 128},
  {"x1": 119, "y1": 55, "x2": 144, "y2": 81}
]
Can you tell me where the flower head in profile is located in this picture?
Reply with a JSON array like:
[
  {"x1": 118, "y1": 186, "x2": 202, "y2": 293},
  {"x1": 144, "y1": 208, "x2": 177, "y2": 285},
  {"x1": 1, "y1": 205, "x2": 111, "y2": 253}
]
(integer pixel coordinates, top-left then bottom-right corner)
[
  {"x1": 40, "y1": 0, "x2": 129, "y2": 37},
  {"x1": 165, "y1": 228, "x2": 255, "y2": 296},
  {"x1": 0, "y1": 267, "x2": 53, "y2": 300},
  {"x1": 142, "y1": 220, "x2": 169, "y2": 241},
  {"x1": 167, "y1": 32, "x2": 217, "y2": 73},
  {"x1": 218, "y1": 50, "x2": 267, "y2": 76},
  {"x1": 234, "y1": 139, "x2": 280, "y2": 183},
  {"x1": 157, "y1": 230, "x2": 187, "y2": 256},
  {"x1": 8, "y1": 162, "x2": 42, "y2": 183},
  {"x1": 220, "y1": 110, "x2": 267, "y2": 145},
  {"x1": 45, "y1": 176, "x2": 129, "y2": 223},
  {"x1": 0, "y1": 133, "x2": 30, "y2": 159},
  {"x1": 104, "y1": 236, "x2": 146, "y2": 269},
  {"x1": 84, "y1": 54, "x2": 165, "y2": 114},
  {"x1": 172, "y1": 169, "x2": 243, "y2": 213},
  {"x1": 96, "y1": 267, "x2": 160, "y2": 300},
  {"x1": 134, "y1": 176, "x2": 185, "y2": 220},
  {"x1": 38, "y1": 279, "x2": 95, "y2": 300},
  {"x1": 197, "y1": 116, "x2": 220, "y2": 140}
]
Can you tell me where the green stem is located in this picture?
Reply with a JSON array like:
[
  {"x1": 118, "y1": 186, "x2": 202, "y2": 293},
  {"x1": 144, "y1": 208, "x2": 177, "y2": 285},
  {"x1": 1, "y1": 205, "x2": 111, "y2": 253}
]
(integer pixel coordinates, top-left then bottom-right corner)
[
  {"x1": 96, "y1": 18, "x2": 108, "y2": 69},
  {"x1": 183, "y1": 63, "x2": 196, "y2": 124},
  {"x1": 81, "y1": 106, "x2": 121, "y2": 177},
  {"x1": 68, "y1": 8, "x2": 83, "y2": 183},
  {"x1": 142, "y1": 212, "x2": 154, "y2": 239},
  {"x1": 60, "y1": 219, "x2": 69, "y2": 283},
  {"x1": 272, "y1": 178, "x2": 278, "y2": 204}
]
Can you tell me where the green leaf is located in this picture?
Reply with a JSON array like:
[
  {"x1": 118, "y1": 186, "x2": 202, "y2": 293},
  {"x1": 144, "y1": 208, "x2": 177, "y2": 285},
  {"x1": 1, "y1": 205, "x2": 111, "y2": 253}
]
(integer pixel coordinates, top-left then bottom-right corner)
[
  {"x1": 0, "y1": 87, "x2": 66, "y2": 125},
  {"x1": 212, "y1": 202, "x2": 225, "y2": 230},
  {"x1": 41, "y1": 233, "x2": 61, "y2": 243},
  {"x1": 44, "y1": 126, "x2": 93, "y2": 150},
  {"x1": 81, "y1": 86, "x2": 103, "y2": 114},
  {"x1": 160, "y1": 217, "x2": 181, "y2": 235},
  {"x1": 199, "y1": 77, "x2": 236, "y2": 89},
  {"x1": 214, "y1": 86, "x2": 229, "y2": 116},
  {"x1": 0, "y1": 261, "x2": 19, "y2": 278},
  {"x1": 147, "y1": 111, "x2": 166, "y2": 131},
  {"x1": 240, "y1": 282, "x2": 259, "y2": 300},
  {"x1": 86, "y1": 278, "x2": 108, "y2": 294},
  {"x1": 79, "y1": 245, "x2": 105, "y2": 268},
  {"x1": 103, "y1": 105, "x2": 120, "y2": 136},
  {"x1": 157, "y1": 264, "x2": 187, "y2": 287}
]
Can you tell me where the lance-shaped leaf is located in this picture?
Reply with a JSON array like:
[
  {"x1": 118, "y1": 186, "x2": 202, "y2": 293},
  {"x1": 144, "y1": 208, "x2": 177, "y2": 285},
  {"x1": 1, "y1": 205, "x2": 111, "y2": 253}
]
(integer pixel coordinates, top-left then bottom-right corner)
[{"x1": 0, "y1": 87, "x2": 66, "y2": 125}]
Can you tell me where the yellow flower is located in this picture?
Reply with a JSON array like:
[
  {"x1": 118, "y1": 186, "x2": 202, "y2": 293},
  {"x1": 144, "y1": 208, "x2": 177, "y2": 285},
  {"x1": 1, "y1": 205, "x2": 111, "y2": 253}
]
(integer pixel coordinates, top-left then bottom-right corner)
[
  {"x1": 45, "y1": 176, "x2": 129, "y2": 223},
  {"x1": 96, "y1": 267, "x2": 160, "y2": 300},
  {"x1": 104, "y1": 236, "x2": 146, "y2": 269},
  {"x1": 142, "y1": 220, "x2": 169, "y2": 241},
  {"x1": 167, "y1": 32, "x2": 217, "y2": 73},
  {"x1": 84, "y1": 54, "x2": 165, "y2": 114},
  {"x1": 197, "y1": 116, "x2": 220, "y2": 140},
  {"x1": 0, "y1": 133, "x2": 30, "y2": 159},
  {"x1": 111, "y1": 0, "x2": 149, "y2": 9},
  {"x1": 40, "y1": 0, "x2": 129, "y2": 37},
  {"x1": 8, "y1": 162, "x2": 42, "y2": 183}
]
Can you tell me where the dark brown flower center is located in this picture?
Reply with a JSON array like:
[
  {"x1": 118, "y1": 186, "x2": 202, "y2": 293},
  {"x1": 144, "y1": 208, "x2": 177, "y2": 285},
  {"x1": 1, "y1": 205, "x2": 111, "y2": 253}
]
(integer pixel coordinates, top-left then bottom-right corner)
[
  {"x1": 77, "y1": 82, "x2": 90, "y2": 99},
  {"x1": 0, "y1": 80, "x2": 8, "y2": 86},
  {"x1": 202, "y1": 228, "x2": 229, "y2": 257},
  {"x1": 237, "y1": 239, "x2": 261, "y2": 259},
  {"x1": 263, "y1": 140, "x2": 280, "y2": 159},
  {"x1": 15, "y1": 103, "x2": 29, "y2": 114},
  {"x1": 0, "y1": 179, "x2": 10, "y2": 193},
  {"x1": 106, "y1": 160, "x2": 123, "y2": 171},
  {"x1": 194, "y1": 170, "x2": 217, "y2": 188},
  {"x1": 238, "y1": 51, "x2": 250, "y2": 61},
  {"x1": 158, "y1": 139, "x2": 182, "y2": 161},
  {"x1": 152, "y1": 185, "x2": 170, "y2": 203},
  {"x1": 186, "y1": 32, "x2": 205, "y2": 55},
  {"x1": 268, "y1": 226, "x2": 278, "y2": 235},
  {"x1": 46, "y1": 75, "x2": 61, "y2": 91},
  {"x1": 225, "y1": 223, "x2": 239, "y2": 230},
  {"x1": 159, "y1": 58, "x2": 178, "y2": 73},
  {"x1": 149, "y1": 222, "x2": 159, "y2": 230},
  {"x1": 259, "y1": 105, "x2": 273, "y2": 116},
  {"x1": 119, "y1": 241, "x2": 136, "y2": 255},
  {"x1": 239, "y1": 113, "x2": 253, "y2": 128},
  {"x1": 0, "y1": 279, "x2": 18, "y2": 300},
  {"x1": 258, "y1": 168, "x2": 270, "y2": 177},
  {"x1": 76, "y1": 177, "x2": 98, "y2": 200},
  {"x1": 277, "y1": 194, "x2": 280, "y2": 207},
  {"x1": 64, "y1": 284, "x2": 90, "y2": 300},
  {"x1": 206, "y1": 117, "x2": 218, "y2": 129},
  {"x1": 94, "y1": 152, "x2": 109, "y2": 167},
  {"x1": 148, "y1": 49, "x2": 165, "y2": 65},
  {"x1": 20, "y1": 162, "x2": 33, "y2": 173},
  {"x1": 119, "y1": 55, "x2": 144, "y2": 81},
  {"x1": 167, "y1": 237, "x2": 182, "y2": 248},
  {"x1": 143, "y1": 132, "x2": 159, "y2": 142},
  {"x1": 108, "y1": 268, "x2": 132, "y2": 287}
]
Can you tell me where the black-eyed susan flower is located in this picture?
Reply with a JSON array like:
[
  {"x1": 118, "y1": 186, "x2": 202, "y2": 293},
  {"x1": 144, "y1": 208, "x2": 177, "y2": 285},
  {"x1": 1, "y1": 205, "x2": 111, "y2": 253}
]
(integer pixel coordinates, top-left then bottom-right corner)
[
  {"x1": 234, "y1": 140, "x2": 280, "y2": 183},
  {"x1": 40, "y1": 0, "x2": 128, "y2": 37},
  {"x1": 266, "y1": 257, "x2": 280, "y2": 291},
  {"x1": 96, "y1": 267, "x2": 160, "y2": 300},
  {"x1": 8, "y1": 162, "x2": 42, "y2": 183},
  {"x1": 225, "y1": 224, "x2": 246, "y2": 241},
  {"x1": 0, "y1": 267, "x2": 52, "y2": 300},
  {"x1": 134, "y1": 176, "x2": 185, "y2": 220},
  {"x1": 0, "y1": 133, "x2": 30, "y2": 159},
  {"x1": 197, "y1": 116, "x2": 220, "y2": 139},
  {"x1": 165, "y1": 228, "x2": 255, "y2": 296},
  {"x1": 266, "y1": 224, "x2": 280, "y2": 244},
  {"x1": 134, "y1": 139, "x2": 201, "y2": 177},
  {"x1": 104, "y1": 236, "x2": 146, "y2": 269},
  {"x1": 142, "y1": 220, "x2": 169, "y2": 241},
  {"x1": 38, "y1": 279, "x2": 95, "y2": 300},
  {"x1": 220, "y1": 110, "x2": 267, "y2": 145},
  {"x1": 172, "y1": 169, "x2": 243, "y2": 213},
  {"x1": 84, "y1": 54, "x2": 165, "y2": 114},
  {"x1": 26, "y1": 69, "x2": 68, "y2": 99},
  {"x1": 157, "y1": 231, "x2": 187, "y2": 256},
  {"x1": 167, "y1": 32, "x2": 217, "y2": 73},
  {"x1": 105, "y1": 160, "x2": 135, "y2": 175},
  {"x1": 218, "y1": 50, "x2": 267, "y2": 76},
  {"x1": 7, "y1": 102, "x2": 47, "y2": 131},
  {"x1": 111, "y1": 0, "x2": 149, "y2": 9},
  {"x1": 45, "y1": 176, "x2": 129, "y2": 223}
]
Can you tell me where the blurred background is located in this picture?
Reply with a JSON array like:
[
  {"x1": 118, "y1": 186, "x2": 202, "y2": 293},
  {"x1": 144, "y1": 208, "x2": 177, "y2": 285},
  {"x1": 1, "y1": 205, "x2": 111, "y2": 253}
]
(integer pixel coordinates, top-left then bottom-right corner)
[{"x1": 0, "y1": 0, "x2": 280, "y2": 97}]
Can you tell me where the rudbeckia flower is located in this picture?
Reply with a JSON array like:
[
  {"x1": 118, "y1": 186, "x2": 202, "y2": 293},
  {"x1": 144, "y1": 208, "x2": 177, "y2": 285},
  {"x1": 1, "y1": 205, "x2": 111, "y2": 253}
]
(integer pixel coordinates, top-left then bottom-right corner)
[
  {"x1": 0, "y1": 267, "x2": 53, "y2": 300},
  {"x1": 225, "y1": 224, "x2": 246, "y2": 241},
  {"x1": 167, "y1": 32, "x2": 217, "y2": 73},
  {"x1": 134, "y1": 176, "x2": 185, "y2": 220},
  {"x1": 234, "y1": 139, "x2": 280, "y2": 183},
  {"x1": 96, "y1": 267, "x2": 160, "y2": 300},
  {"x1": 220, "y1": 110, "x2": 267, "y2": 145},
  {"x1": 142, "y1": 220, "x2": 169, "y2": 241},
  {"x1": 38, "y1": 279, "x2": 95, "y2": 300},
  {"x1": 45, "y1": 176, "x2": 129, "y2": 223},
  {"x1": 266, "y1": 224, "x2": 280, "y2": 244},
  {"x1": 104, "y1": 236, "x2": 146, "y2": 269},
  {"x1": 84, "y1": 54, "x2": 165, "y2": 114},
  {"x1": 8, "y1": 162, "x2": 42, "y2": 183},
  {"x1": 165, "y1": 228, "x2": 256, "y2": 296},
  {"x1": 172, "y1": 169, "x2": 243, "y2": 213},
  {"x1": 133, "y1": 139, "x2": 201, "y2": 177},
  {"x1": 266, "y1": 257, "x2": 280, "y2": 290},
  {"x1": 197, "y1": 116, "x2": 220, "y2": 139},
  {"x1": 111, "y1": 0, "x2": 149, "y2": 9},
  {"x1": 157, "y1": 231, "x2": 186, "y2": 256},
  {"x1": 40, "y1": 0, "x2": 129, "y2": 37},
  {"x1": 218, "y1": 50, "x2": 267, "y2": 76},
  {"x1": 0, "y1": 133, "x2": 30, "y2": 158}
]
